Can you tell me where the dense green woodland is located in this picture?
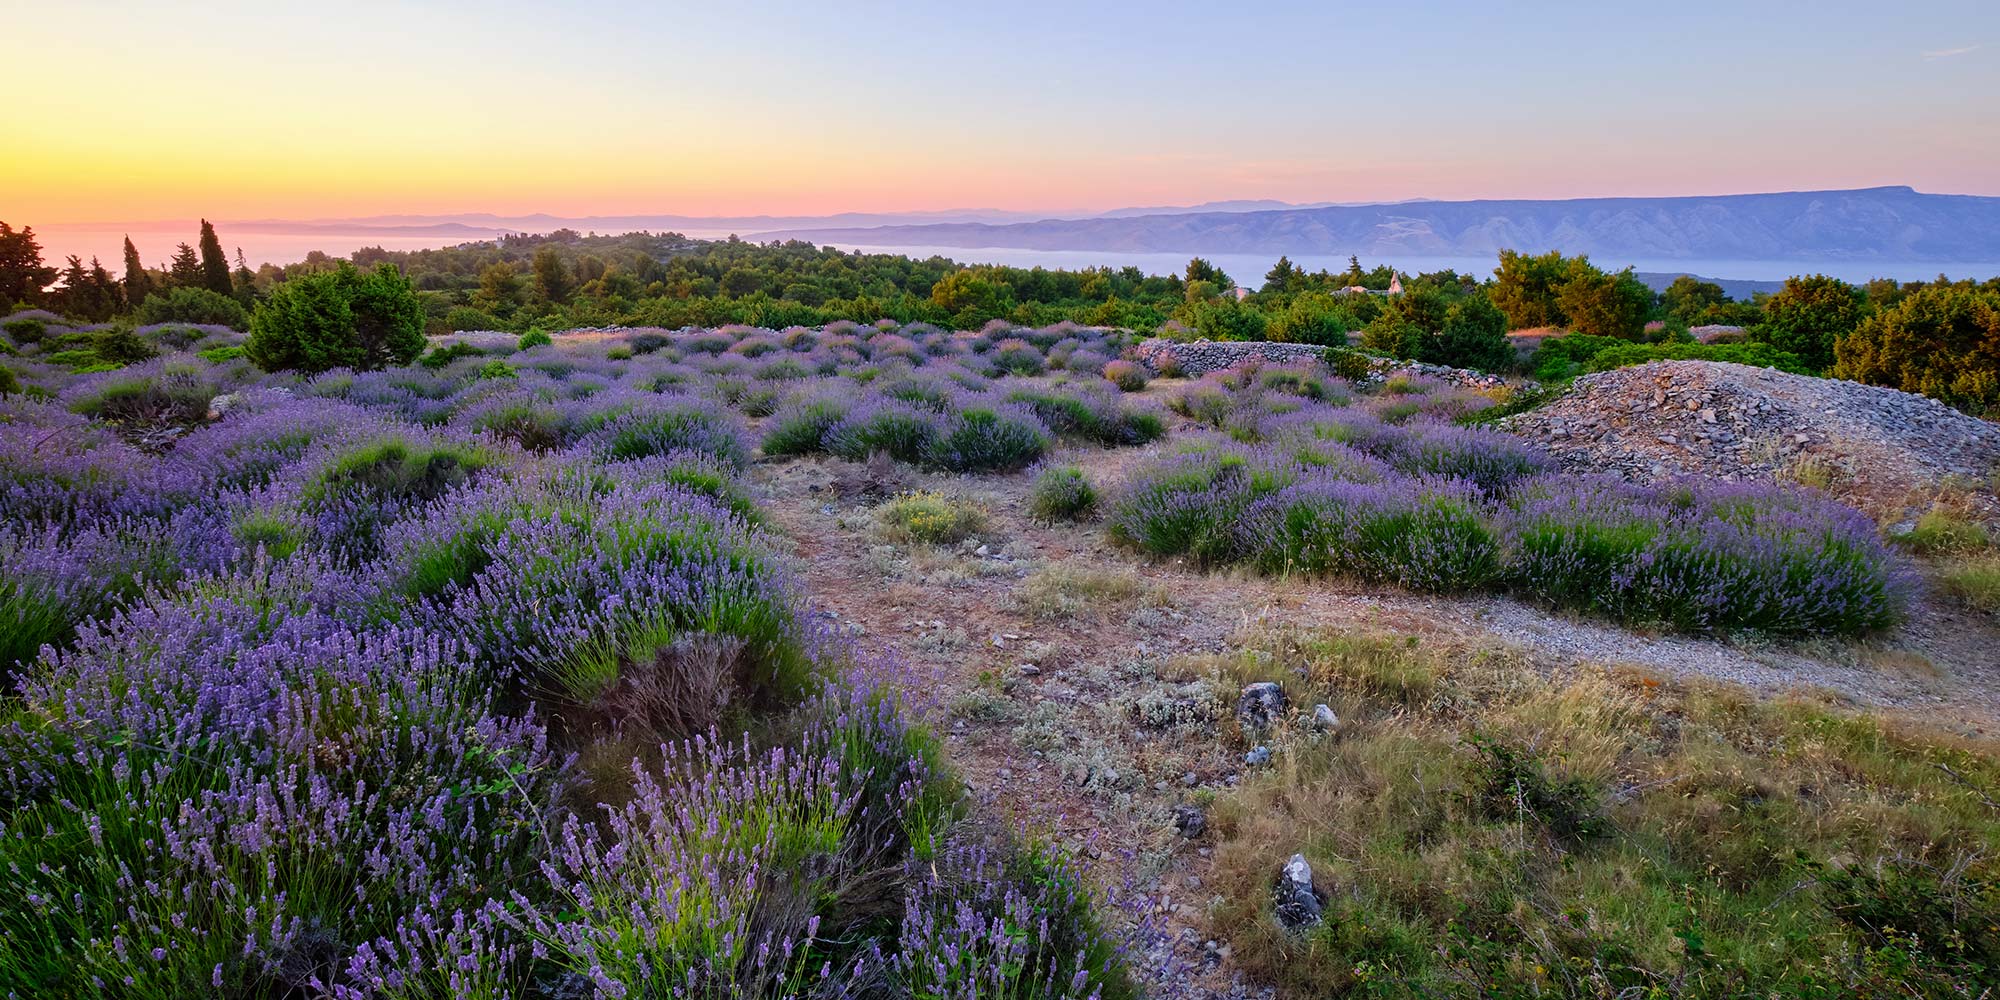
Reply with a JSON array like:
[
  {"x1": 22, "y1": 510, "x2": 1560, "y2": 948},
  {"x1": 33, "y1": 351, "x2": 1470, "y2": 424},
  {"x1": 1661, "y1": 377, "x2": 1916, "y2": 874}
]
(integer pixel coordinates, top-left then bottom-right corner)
[{"x1": 4, "y1": 220, "x2": 1999, "y2": 414}]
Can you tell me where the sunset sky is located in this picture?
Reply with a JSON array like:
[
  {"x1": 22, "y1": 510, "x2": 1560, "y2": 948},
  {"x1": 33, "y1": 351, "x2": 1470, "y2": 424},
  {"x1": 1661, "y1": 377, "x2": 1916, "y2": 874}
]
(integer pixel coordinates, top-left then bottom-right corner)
[{"x1": 7, "y1": 0, "x2": 1998, "y2": 224}]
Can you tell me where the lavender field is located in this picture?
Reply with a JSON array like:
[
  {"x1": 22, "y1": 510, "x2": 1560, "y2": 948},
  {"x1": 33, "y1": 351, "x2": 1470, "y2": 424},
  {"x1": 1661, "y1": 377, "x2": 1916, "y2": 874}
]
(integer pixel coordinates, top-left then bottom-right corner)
[{"x1": 1, "y1": 313, "x2": 1986, "y2": 998}]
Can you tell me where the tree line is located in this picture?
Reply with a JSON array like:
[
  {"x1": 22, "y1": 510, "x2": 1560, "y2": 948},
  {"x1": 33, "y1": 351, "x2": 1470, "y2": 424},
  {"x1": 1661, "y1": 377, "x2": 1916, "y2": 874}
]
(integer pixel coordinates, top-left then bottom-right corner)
[{"x1": 3, "y1": 220, "x2": 1996, "y2": 414}]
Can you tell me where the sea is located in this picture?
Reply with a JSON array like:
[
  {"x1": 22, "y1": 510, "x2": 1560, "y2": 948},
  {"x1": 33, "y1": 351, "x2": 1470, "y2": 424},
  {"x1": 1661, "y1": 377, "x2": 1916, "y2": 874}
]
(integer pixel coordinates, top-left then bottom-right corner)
[{"x1": 29, "y1": 223, "x2": 2000, "y2": 291}]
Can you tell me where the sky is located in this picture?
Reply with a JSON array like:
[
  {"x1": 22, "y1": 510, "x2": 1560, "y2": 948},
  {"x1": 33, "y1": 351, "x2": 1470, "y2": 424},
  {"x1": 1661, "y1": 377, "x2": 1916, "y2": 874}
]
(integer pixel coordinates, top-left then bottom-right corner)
[{"x1": 6, "y1": 0, "x2": 1998, "y2": 225}]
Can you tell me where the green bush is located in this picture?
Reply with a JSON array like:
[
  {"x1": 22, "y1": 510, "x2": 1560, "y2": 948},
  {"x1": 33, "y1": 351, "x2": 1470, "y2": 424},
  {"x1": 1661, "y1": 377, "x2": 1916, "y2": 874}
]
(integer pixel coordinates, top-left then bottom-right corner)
[
  {"x1": 88, "y1": 326, "x2": 157, "y2": 365},
  {"x1": 0, "y1": 366, "x2": 17, "y2": 396},
  {"x1": 419, "y1": 341, "x2": 486, "y2": 369},
  {"x1": 1028, "y1": 465, "x2": 1098, "y2": 522},
  {"x1": 1833, "y1": 282, "x2": 2000, "y2": 415},
  {"x1": 1323, "y1": 346, "x2": 1375, "y2": 381},
  {"x1": 2, "y1": 317, "x2": 48, "y2": 344},
  {"x1": 1528, "y1": 333, "x2": 1626, "y2": 381},
  {"x1": 477, "y1": 360, "x2": 517, "y2": 380},
  {"x1": 1581, "y1": 340, "x2": 1811, "y2": 375},
  {"x1": 246, "y1": 263, "x2": 426, "y2": 374},
  {"x1": 518, "y1": 328, "x2": 553, "y2": 350},
  {"x1": 133, "y1": 286, "x2": 252, "y2": 330}
]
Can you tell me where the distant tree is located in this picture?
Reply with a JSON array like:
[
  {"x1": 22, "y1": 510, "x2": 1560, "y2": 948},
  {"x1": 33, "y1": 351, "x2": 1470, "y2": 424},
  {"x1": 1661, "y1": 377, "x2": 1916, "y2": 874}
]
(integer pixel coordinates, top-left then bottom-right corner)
[
  {"x1": 1262, "y1": 256, "x2": 1301, "y2": 294},
  {"x1": 120, "y1": 236, "x2": 152, "y2": 309},
  {"x1": 1660, "y1": 275, "x2": 1728, "y2": 325},
  {"x1": 1360, "y1": 287, "x2": 1451, "y2": 358},
  {"x1": 55, "y1": 257, "x2": 95, "y2": 320},
  {"x1": 246, "y1": 262, "x2": 425, "y2": 373},
  {"x1": 231, "y1": 247, "x2": 257, "y2": 305},
  {"x1": 1424, "y1": 293, "x2": 1515, "y2": 372},
  {"x1": 197, "y1": 220, "x2": 233, "y2": 295},
  {"x1": 0, "y1": 222, "x2": 58, "y2": 305},
  {"x1": 1184, "y1": 257, "x2": 1232, "y2": 291},
  {"x1": 929, "y1": 269, "x2": 1012, "y2": 321},
  {"x1": 1756, "y1": 274, "x2": 1866, "y2": 372},
  {"x1": 531, "y1": 246, "x2": 573, "y2": 303},
  {"x1": 1266, "y1": 292, "x2": 1355, "y2": 346},
  {"x1": 86, "y1": 257, "x2": 121, "y2": 321},
  {"x1": 474, "y1": 262, "x2": 526, "y2": 318},
  {"x1": 1337, "y1": 255, "x2": 1367, "y2": 288},
  {"x1": 134, "y1": 285, "x2": 253, "y2": 329},
  {"x1": 1833, "y1": 281, "x2": 2000, "y2": 414},
  {"x1": 1490, "y1": 249, "x2": 1585, "y2": 330},
  {"x1": 1557, "y1": 267, "x2": 1653, "y2": 339},
  {"x1": 1184, "y1": 296, "x2": 1266, "y2": 341},
  {"x1": 168, "y1": 242, "x2": 204, "y2": 288}
]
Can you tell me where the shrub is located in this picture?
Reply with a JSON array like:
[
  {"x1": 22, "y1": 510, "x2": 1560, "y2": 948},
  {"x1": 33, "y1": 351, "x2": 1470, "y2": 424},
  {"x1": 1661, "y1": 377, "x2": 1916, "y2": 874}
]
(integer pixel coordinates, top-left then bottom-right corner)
[
  {"x1": 878, "y1": 490, "x2": 987, "y2": 544},
  {"x1": 1834, "y1": 281, "x2": 2000, "y2": 414},
  {"x1": 246, "y1": 263, "x2": 426, "y2": 373},
  {"x1": 762, "y1": 393, "x2": 852, "y2": 456},
  {"x1": 591, "y1": 398, "x2": 748, "y2": 467},
  {"x1": 1322, "y1": 346, "x2": 1374, "y2": 382},
  {"x1": 605, "y1": 345, "x2": 633, "y2": 360},
  {"x1": 1506, "y1": 477, "x2": 1909, "y2": 635},
  {"x1": 991, "y1": 338, "x2": 1045, "y2": 375},
  {"x1": 517, "y1": 327, "x2": 553, "y2": 350},
  {"x1": 1528, "y1": 333, "x2": 1627, "y2": 381},
  {"x1": 477, "y1": 359, "x2": 517, "y2": 379},
  {"x1": 1028, "y1": 464, "x2": 1098, "y2": 522},
  {"x1": 1581, "y1": 339, "x2": 1811, "y2": 374},
  {"x1": 1103, "y1": 359, "x2": 1148, "y2": 391},
  {"x1": 1, "y1": 317, "x2": 46, "y2": 344},
  {"x1": 87, "y1": 325, "x2": 156, "y2": 365},
  {"x1": 133, "y1": 285, "x2": 252, "y2": 330},
  {"x1": 825, "y1": 399, "x2": 941, "y2": 463},
  {"x1": 1235, "y1": 475, "x2": 1500, "y2": 592},
  {"x1": 67, "y1": 360, "x2": 215, "y2": 427},
  {"x1": 925, "y1": 405, "x2": 1049, "y2": 472},
  {"x1": 418, "y1": 341, "x2": 486, "y2": 369}
]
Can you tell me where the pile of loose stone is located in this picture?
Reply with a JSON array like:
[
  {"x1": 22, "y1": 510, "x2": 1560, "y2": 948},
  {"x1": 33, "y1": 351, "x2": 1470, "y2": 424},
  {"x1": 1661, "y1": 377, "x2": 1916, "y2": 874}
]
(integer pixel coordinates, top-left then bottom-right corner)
[{"x1": 1501, "y1": 360, "x2": 2000, "y2": 508}]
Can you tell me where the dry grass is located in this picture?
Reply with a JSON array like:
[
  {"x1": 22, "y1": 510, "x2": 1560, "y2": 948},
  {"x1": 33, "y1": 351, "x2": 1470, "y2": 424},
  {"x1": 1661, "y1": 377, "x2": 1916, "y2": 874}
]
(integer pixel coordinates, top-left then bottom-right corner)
[
  {"x1": 1200, "y1": 626, "x2": 2000, "y2": 997},
  {"x1": 1014, "y1": 563, "x2": 1170, "y2": 620}
]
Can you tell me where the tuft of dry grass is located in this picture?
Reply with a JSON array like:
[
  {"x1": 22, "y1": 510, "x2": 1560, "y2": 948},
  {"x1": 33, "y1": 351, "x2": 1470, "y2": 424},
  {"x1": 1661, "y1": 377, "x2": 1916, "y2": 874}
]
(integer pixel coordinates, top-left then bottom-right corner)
[{"x1": 1014, "y1": 563, "x2": 1169, "y2": 620}]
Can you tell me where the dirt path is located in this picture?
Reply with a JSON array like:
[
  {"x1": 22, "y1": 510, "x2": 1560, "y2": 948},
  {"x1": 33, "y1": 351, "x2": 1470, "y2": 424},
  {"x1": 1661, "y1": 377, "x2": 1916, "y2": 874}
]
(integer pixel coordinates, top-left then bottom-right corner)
[{"x1": 751, "y1": 437, "x2": 2000, "y2": 994}]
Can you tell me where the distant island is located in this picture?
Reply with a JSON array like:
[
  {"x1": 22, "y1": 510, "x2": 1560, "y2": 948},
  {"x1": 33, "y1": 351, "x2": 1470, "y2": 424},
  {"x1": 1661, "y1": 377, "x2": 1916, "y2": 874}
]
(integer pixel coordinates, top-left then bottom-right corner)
[{"x1": 755, "y1": 186, "x2": 2000, "y2": 264}]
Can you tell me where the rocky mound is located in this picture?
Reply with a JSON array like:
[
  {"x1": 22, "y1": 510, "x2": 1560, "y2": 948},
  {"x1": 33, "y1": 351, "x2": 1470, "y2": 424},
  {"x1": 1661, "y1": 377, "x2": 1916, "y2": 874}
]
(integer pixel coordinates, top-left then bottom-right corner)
[{"x1": 1502, "y1": 361, "x2": 2000, "y2": 513}]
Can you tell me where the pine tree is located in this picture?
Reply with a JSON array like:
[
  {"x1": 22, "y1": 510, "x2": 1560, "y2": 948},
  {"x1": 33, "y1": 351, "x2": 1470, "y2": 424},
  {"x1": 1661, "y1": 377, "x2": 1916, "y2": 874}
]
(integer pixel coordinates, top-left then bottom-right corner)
[
  {"x1": 197, "y1": 219, "x2": 232, "y2": 295},
  {"x1": 168, "y1": 243, "x2": 204, "y2": 288},
  {"x1": 0, "y1": 221, "x2": 59, "y2": 306},
  {"x1": 87, "y1": 257, "x2": 120, "y2": 320},
  {"x1": 231, "y1": 247, "x2": 256, "y2": 304},
  {"x1": 121, "y1": 235, "x2": 153, "y2": 308}
]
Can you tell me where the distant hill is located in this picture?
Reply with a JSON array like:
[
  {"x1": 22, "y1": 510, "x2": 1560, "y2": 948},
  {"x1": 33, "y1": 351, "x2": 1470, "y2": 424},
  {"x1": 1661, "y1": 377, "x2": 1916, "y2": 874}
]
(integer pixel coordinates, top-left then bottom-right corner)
[{"x1": 757, "y1": 187, "x2": 2000, "y2": 263}]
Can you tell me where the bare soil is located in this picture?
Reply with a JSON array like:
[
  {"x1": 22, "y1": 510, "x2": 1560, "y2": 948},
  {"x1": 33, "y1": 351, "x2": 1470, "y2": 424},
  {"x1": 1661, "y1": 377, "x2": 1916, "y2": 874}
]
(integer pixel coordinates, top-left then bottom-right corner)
[{"x1": 747, "y1": 405, "x2": 2000, "y2": 995}]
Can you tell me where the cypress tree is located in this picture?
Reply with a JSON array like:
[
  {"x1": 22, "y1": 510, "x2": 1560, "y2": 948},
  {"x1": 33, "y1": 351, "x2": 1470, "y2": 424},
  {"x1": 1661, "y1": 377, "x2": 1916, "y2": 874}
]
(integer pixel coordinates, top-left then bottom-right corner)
[
  {"x1": 121, "y1": 235, "x2": 153, "y2": 308},
  {"x1": 197, "y1": 219, "x2": 232, "y2": 295}
]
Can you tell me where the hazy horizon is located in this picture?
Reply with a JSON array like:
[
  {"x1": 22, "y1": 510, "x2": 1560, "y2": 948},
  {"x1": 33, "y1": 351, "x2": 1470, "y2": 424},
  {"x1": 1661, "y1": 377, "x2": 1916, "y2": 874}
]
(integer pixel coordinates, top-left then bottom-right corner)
[{"x1": 7, "y1": 1, "x2": 1997, "y2": 224}]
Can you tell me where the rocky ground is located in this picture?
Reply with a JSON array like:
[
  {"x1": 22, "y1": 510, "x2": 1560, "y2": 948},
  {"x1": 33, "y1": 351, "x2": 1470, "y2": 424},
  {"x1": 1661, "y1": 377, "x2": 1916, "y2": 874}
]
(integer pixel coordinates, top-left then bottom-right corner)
[
  {"x1": 1501, "y1": 360, "x2": 2000, "y2": 519},
  {"x1": 745, "y1": 372, "x2": 2000, "y2": 994}
]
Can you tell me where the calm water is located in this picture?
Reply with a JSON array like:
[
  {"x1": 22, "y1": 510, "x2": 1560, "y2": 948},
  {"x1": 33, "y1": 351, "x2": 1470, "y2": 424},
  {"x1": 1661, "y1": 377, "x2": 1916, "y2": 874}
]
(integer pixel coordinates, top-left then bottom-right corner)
[
  {"x1": 31, "y1": 223, "x2": 2000, "y2": 287},
  {"x1": 829, "y1": 244, "x2": 2000, "y2": 287}
]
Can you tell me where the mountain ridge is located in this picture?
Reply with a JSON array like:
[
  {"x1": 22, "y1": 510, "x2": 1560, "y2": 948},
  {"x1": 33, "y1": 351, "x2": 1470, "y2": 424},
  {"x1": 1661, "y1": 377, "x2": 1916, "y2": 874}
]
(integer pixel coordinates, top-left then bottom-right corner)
[{"x1": 751, "y1": 186, "x2": 2000, "y2": 263}]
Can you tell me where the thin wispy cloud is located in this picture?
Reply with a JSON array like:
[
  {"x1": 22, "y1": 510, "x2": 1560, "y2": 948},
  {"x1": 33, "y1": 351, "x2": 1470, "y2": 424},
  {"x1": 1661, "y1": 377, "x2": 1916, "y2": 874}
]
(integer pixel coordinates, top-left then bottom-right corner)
[{"x1": 1923, "y1": 44, "x2": 1980, "y2": 60}]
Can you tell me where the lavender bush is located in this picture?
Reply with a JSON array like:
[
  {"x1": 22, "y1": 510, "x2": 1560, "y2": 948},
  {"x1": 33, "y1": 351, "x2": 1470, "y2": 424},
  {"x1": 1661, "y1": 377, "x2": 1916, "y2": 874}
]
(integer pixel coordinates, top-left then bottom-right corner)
[{"x1": 1506, "y1": 477, "x2": 1911, "y2": 634}]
